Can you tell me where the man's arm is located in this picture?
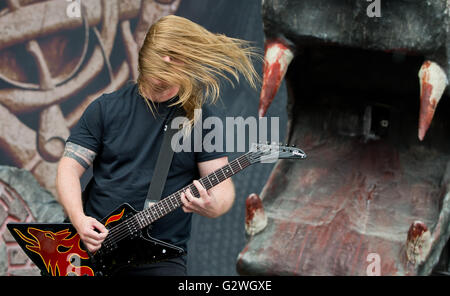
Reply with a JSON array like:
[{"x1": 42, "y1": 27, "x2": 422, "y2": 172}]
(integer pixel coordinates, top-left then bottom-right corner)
[
  {"x1": 56, "y1": 142, "x2": 107, "y2": 252},
  {"x1": 180, "y1": 156, "x2": 235, "y2": 218}
]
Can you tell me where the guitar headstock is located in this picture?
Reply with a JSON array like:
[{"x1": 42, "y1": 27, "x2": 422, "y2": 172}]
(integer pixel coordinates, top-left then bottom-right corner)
[{"x1": 247, "y1": 142, "x2": 307, "y2": 164}]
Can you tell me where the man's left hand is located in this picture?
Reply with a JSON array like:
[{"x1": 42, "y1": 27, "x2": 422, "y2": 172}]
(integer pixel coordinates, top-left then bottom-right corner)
[{"x1": 180, "y1": 180, "x2": 221, "y2": 218}]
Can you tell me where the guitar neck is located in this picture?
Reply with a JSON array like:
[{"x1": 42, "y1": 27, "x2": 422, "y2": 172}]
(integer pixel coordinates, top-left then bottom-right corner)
[{"x1": 134, "y1": 153, "x2": 251, "y2": 229}]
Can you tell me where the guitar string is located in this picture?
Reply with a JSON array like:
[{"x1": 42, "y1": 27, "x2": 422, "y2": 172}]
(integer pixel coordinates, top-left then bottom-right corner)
[
  {"x1": 104, "y1": 144, "x2": 290, "y2": 247},
  {"x1": 102, "y1": 149, "x2": 272, "y2": 247},
  {"x1": 102, "y1": 147, "x2": 292, "y2": 250},
  {"x1": 101, "y1": 153, "x2": 256, "y2": 247},
  {"x1": 102, "y1": 156, "x2": 251, "y2": 247},
  {"x1": 126, "y1": 153, "x2": 249, "y2": 227},
  {"x1": 104, "y1": 153, "x2": 247, "y2": 237},
  {"x1": 133, "y1": 153, "x2": 252, "y2": 225},
  {"x1": 102, "y1": 159, "x2": 248, "y2": 247}
]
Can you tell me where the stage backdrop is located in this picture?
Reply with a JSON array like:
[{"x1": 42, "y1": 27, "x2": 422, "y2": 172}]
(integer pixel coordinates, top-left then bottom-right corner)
[{"x1": 0, "y1": 0, "x2": 287, "y2": 275}]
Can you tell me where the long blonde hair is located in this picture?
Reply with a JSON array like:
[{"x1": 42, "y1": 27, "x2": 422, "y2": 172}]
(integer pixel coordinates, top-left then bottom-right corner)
[{"x1": 137, "y1": 15, "x2": 261, "y2": 126}]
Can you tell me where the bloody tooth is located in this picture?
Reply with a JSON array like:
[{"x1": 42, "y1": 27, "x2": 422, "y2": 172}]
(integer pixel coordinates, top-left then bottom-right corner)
[
  {"x1": 258, "y1": 40, "x2": 294, "y2": 117},
  {"x1": 418, "y1": 61, "x2": 448, "y2": 141},
  {"x1": 406, "y1": 221, "x2": 432, "y2": 265},
  {"x1": 245, "y1": 193, "x2": 267, "y2": 236}
]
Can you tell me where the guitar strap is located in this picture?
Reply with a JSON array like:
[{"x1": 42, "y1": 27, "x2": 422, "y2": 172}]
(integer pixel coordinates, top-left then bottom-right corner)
[{"x1": 144, "y1": 106, "x2": 183, "y2": 208}]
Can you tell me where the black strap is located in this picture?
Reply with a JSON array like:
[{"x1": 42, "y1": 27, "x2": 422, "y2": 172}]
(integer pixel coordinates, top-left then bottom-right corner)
[{"x1": 145, "y1": 107, "x2": 183, "y2": 205}]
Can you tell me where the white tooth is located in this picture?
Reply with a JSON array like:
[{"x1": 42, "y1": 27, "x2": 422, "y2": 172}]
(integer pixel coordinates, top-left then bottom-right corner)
[
  {"x1": 419, "y1": 61, "x2": 448, "y2": 101},
  {"x1": 259, "y1": 41, "x2": 294, "y2": 118},
  {"x1": 265, "y1": 43, "x2": 294, "y2": 74},
  {"x1": 418, "y1": 61, "x2": 448, "y2": 141}
]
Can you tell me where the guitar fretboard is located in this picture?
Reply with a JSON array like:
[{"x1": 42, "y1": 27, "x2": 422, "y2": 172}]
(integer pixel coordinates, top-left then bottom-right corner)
[
  {"x1": 100, "y1": 143, "x2": 304, "y2": 250},
  {"x1": 133, "y1": 153, "x2": 251, "y2": 229}
]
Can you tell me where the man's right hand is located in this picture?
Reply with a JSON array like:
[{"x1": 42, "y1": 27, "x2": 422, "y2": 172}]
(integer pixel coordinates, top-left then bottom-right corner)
[{"x1": 72, "y1": 214, "x2": 109, "y2": 253}]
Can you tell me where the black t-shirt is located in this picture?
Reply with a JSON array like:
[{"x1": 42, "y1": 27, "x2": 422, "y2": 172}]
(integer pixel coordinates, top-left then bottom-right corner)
[{"x1": 67, "y1": 83, "x2": 227, "y2": 252}]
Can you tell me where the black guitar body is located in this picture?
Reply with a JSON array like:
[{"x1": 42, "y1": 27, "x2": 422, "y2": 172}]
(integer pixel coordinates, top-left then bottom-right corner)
[
  {"x1": 92, "y1": 203, "x2": 186, "y2": 276},
  {"x1": 7, "y1": 203, "x2": 185, "y2": 276}
]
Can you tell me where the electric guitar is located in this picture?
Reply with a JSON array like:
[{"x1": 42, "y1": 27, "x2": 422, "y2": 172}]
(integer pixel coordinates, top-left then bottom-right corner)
[{"x1": 7, "y1": 143, "x2": 306, "y2": 276}]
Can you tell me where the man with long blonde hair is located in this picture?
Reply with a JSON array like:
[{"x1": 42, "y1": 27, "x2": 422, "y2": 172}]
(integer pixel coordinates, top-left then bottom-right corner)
[{"x1": 56, "y1": 15, "x2": 260, "y2": 275}]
